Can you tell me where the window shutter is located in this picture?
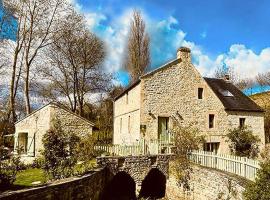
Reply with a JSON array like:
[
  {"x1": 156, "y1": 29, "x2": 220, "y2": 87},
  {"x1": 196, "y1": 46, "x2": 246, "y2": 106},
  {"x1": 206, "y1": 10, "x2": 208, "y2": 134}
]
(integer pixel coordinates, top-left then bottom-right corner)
[{"x1": 27, "y1": 134, "x2": 35, "y2": 157}]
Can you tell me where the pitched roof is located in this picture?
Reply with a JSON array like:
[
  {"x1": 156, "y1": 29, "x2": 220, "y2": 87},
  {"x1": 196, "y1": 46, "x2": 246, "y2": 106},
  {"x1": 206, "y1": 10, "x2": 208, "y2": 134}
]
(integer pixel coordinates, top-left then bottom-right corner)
[
  {"x1": 15, "y1": 102, "x2": 95, "y2": 126},
  {"x1": 114, "y1": 79, "x2": 141, "y2": 101},
  {"x1": 204, "y1": 78, "x2": 264, "y2": 112}
]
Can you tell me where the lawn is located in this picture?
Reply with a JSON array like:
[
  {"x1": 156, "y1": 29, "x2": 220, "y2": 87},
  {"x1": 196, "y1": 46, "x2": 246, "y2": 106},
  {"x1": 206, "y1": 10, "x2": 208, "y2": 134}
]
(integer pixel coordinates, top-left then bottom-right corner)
[{"x1": 14, "y1": 168, "x2": 47, "y2": 187}]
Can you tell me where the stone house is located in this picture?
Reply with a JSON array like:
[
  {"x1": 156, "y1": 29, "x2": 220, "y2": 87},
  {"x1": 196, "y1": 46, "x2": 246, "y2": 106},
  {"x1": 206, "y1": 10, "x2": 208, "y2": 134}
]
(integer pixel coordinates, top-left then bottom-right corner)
[
  {"x1": 113, "y1": 47, "x2": 265, "y2": 154},
  {"x1": 14, "y1": 102, "x2": 94, "y2": 163}
]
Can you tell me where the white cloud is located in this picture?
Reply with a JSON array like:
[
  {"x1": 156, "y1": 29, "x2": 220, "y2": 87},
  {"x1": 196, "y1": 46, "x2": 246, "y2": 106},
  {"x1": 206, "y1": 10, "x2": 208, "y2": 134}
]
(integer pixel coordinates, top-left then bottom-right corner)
[{"x1": 71, "y1": 3, "x2": 270, "y2": 81}]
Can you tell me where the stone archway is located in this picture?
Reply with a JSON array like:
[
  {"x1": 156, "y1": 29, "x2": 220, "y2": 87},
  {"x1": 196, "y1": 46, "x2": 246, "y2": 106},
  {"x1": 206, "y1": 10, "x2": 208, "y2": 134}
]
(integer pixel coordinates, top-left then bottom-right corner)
[
  {"x1": 138, "y1": 168, "x2": 167, "y2": 199},
  {"x1": 100, "y1": 171, "x2": 137, "y2": 200}
]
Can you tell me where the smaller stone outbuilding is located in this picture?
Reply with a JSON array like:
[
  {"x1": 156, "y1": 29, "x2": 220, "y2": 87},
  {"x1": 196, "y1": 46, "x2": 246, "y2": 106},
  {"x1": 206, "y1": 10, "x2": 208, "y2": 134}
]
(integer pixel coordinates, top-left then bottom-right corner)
[{"x1": 14, "y1": 102, "x2": 94, "y2": 163}]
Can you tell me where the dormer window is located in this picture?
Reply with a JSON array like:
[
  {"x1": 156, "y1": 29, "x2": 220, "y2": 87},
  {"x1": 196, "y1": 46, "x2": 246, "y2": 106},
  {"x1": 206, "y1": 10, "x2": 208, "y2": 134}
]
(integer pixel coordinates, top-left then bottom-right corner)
[{"x1": 198, "y1": 88, "x2": 204, "y2": 99}]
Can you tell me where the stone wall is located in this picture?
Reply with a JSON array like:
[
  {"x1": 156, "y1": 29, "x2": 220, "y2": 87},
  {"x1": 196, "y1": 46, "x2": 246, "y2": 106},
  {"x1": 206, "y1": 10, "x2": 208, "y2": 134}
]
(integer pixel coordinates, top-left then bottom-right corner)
[
  {"x1": 14, "y1": 103, "x2": 94, "y2": 163},
  {"x1": 113, "y1": 83, "x2": 141, "y2": 144},
  {"x1": 227, "y1": 111, "x2": 265, "y2": 150},
  {"x1": 0, "y1": 168, "x2": 107, "y2": 200},
  {"x1": 51, "y1": 104, "x2": 93, "y2": 137},
  {"x1": 140, "y1": 49, "x2": 231, "y2": 153},
  {"x1": 166, "y1": 165, "x2": 249, "y2": 200}
]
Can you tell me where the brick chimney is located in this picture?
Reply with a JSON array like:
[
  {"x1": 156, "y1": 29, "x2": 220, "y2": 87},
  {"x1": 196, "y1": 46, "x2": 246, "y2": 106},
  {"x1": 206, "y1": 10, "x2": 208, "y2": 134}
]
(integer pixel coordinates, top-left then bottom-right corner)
[{"x1": 177, "y1": 47, "x2": 191, "y2": 62}]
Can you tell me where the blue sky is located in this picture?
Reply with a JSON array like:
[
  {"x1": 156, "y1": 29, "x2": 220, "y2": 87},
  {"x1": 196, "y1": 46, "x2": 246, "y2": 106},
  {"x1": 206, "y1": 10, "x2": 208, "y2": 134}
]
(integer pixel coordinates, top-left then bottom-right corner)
[
  {"x1": 69, "y1": 0, "x2": 270, "y2": 86},
  {"x1": 1, "y1": 0, "x2": 270, "y2": 89}
]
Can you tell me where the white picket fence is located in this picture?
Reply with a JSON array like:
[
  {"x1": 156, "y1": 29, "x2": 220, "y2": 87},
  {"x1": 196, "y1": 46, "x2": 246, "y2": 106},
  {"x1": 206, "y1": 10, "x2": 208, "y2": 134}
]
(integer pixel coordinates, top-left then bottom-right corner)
[
  {"x1": 189, "y1": 150, "x2": 260, "y2": 181},
  {"x1": 94, "y1": 145, "x2": 142, "y2": 156},
  {"x1": 94, "y1": 138, "x2": 175, "y2": 156}
]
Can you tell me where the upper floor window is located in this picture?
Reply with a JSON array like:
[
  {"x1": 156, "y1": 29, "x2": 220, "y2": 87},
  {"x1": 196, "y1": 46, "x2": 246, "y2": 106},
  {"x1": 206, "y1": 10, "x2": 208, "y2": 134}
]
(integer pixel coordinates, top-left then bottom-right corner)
[
  {"x1": 240, "y1": 118, "x2": 246, "y2": 128},
  {"x1": 209, "y1": 114, "x2": 215, "y2": 129},
  {"x1": 198, "y1": 88, "x2": 204, "y2": 99}
]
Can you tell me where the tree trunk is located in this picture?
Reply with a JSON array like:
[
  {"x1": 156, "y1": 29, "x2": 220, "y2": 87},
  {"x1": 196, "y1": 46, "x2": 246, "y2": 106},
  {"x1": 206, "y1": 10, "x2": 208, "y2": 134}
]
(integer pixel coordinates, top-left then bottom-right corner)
[{"x1": 24, "y1": 63, "x2": 31, "y2": 114}]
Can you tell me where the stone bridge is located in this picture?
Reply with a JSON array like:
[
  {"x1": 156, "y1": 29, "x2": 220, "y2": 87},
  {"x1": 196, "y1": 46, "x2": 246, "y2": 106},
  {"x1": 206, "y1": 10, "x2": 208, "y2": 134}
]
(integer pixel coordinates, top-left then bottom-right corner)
[{"x1": 97, "y1": 154, "x2": 172, "y2": 198}]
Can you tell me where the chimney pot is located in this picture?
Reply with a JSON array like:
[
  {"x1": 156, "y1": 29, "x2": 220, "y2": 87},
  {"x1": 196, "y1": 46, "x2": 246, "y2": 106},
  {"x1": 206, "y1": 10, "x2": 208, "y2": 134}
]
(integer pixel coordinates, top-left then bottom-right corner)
[
  {"x1": 177, "y1": 47, "x2": 191, "y2": 62},
  {"x1": 224, "y1": 74, "x2": 230, "y2": 81}
]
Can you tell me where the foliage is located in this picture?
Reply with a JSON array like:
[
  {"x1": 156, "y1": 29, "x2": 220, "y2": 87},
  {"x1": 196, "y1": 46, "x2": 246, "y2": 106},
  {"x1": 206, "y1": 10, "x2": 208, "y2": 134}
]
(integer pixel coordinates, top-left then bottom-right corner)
[
  {"x1": 124, "y1": 9, "x2": 150, "y2": 83},
  {"x1": 0, "y1": 119, "x2": 15, "y2": 148},
  {"x1": 260, "y1": 144, "x2": 270, "y2": 161},
  {"x1": 172, "y1": 123, "x2": 205, "y2": 156},
  {"x1": 14, "y1": 168, "x2": 47, "y2": 187},
  {"x1": 73, "y1": 160, "x2": 96, "y2": 176},
  {"x1": 40, "y1": 9, "x2": 110, "y2": 116},
  {"x1": 226, "y1": 126, "x2": 260, "y2": 158},
  {"x1": 170, "y1": 123, "x2": 204, "y2": 192},
  {"x1": 82, "y1": 86, "x2": 123, "y2": 145},
  {"x1": 42, "y1": 119, "x2": 80, "y2": 180},
  {"x1": 32, "y1": 157, "x2": 45, "y2": 169},
  {"x1": 244, "y1": 159, "x2": 270, "y2": 200},
  {"x1": 250, "y1": 92, "x2": 270, "y2": 143},
  {"x1": 0, "y1": 156, "x2": 21, "y2": 189},
  {"x1": 76, "y1": 134, "x2": 96, "y2": 161}
]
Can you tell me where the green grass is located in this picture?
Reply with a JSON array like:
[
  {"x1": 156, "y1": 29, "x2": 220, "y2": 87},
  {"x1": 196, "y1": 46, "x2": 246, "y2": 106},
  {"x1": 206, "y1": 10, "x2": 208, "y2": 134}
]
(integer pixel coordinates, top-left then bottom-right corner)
[{"x1": 14, "y1": 168, "x2": 47, "y2": 187}]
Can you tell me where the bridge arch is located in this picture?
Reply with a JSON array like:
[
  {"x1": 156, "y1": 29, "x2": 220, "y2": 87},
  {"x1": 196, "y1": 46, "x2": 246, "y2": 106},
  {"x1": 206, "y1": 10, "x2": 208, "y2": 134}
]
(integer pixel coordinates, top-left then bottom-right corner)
[
  {"x1": 139, "y1": 168, "x2": 166, "y2": 199},
  {"x1": 100, "y1": 171, "x2": 136, "y2": 200}
]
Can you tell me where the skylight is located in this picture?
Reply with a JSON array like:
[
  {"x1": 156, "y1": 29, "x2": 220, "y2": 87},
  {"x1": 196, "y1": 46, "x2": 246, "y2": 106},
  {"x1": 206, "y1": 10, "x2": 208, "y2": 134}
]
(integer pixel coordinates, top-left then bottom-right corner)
[{"x1": 220, "y1": 90, "x2": 234, "y2": 97}]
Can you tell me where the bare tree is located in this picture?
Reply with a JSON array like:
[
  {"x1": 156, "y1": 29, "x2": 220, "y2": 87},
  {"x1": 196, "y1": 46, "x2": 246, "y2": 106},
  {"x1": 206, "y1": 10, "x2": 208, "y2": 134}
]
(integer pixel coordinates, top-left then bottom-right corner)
[
  {"x1": 3, "y1": 0, "x2": 70, "y2": 115},
  {"x1": 0, "y1": 3, "x2": 26, "y2": 122},
  {"x1": 40, "y1": 10, "x2": 110, "y2": 116},
  {"x1": 254, "y1": 72, "x2": 270, "y2": 142},
  {"x1": 214, "y1": 65, "x2": 254, "y2": 91},
  {"x1": 124, "y1": 10, "x2": 150, "y2": 83}
]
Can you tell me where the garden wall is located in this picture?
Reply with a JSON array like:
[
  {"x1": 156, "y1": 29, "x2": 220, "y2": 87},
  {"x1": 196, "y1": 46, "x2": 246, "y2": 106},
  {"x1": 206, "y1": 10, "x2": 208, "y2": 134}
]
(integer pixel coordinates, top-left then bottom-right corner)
[
  {"x1": 166, "y1": 165, "x2": 250, "y2": 200},
  {"x1": 0, "y1": 168, "x2": 108, "y2": 200}
]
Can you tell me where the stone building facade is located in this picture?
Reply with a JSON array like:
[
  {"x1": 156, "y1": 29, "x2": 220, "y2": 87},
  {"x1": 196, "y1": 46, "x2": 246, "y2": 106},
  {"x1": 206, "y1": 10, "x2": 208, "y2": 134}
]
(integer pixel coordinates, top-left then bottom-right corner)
[
  {"x1": 113, "y1": 47, "x2": 265, "y2": 154},
  {"x1": 14, "y1": 103, "x2": 94, "y2": 163}
]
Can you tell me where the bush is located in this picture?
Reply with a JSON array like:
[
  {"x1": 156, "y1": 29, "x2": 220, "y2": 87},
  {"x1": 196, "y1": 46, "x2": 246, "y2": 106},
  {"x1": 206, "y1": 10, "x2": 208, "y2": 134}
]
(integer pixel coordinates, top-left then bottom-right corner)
[
  {"x1": 226, "y1": 126, "x2": 260, "y2": 158},
  {"x1": 42, "y1": 119, "x2": 80, "y2": 180},
  {"x1": 0, "y1": 156, "x2": 21, "y2": 189},
  {"x1": 32, "y1": 157, "x2": 45, "y2": 169},
  {"x1": 76, "y1": 134, "x2": 96, "y2": 161},
  {"x1": 74, "y1": 160, "x2": 96, "y2": 176},
  {"x1": 170, "y1": 123, "x2": 204, "y2": 192},
  {"x1": 244, "y1": 159, "x2": 270, "y2": 200}
]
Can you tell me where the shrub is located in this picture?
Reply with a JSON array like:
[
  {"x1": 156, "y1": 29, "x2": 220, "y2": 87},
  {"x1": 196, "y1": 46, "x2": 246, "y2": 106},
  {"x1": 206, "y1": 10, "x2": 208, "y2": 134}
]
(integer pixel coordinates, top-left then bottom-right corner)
[
  {"x1": 244, "y1": 159, "x2": 270, "y2": 200},
  {"x1": 0, "y1": 156, "x2": 21, "y2": 189},
  {"x1": 74, "y1": 160, "x2": 95, "y2": 176},
  {"x1": 32, "y1": 157, "x2": 45, "y2": 169},
  {"x1": 170, "y1": 123, "x2": 204, "y2": 192},
  {"x1": 226, "y1": 126, "x2": 260, "y2": 158},
  {"x1": 42, "y1": 119, "x2": 80, "y2": 180},
  {"x1": 76, "y1": 134, "x2": 96, "y2": 161}
]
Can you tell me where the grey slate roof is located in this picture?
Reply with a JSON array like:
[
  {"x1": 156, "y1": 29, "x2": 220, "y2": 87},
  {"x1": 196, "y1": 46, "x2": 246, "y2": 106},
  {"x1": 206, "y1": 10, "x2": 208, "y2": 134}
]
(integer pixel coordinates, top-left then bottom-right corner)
[{"x1": 204, "y1": 78, "x2": 264, "y2": 112}]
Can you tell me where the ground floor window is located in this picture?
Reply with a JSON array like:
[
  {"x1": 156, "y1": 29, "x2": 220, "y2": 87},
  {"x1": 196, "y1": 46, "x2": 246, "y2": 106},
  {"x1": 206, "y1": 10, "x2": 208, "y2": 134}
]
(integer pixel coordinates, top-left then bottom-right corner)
[
  {"x1": 203, "y1": 142, "x2": 220, "y2": 153},
  {"x1": 18, "y1": 132, "x2": 28, "y2": 154}
]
